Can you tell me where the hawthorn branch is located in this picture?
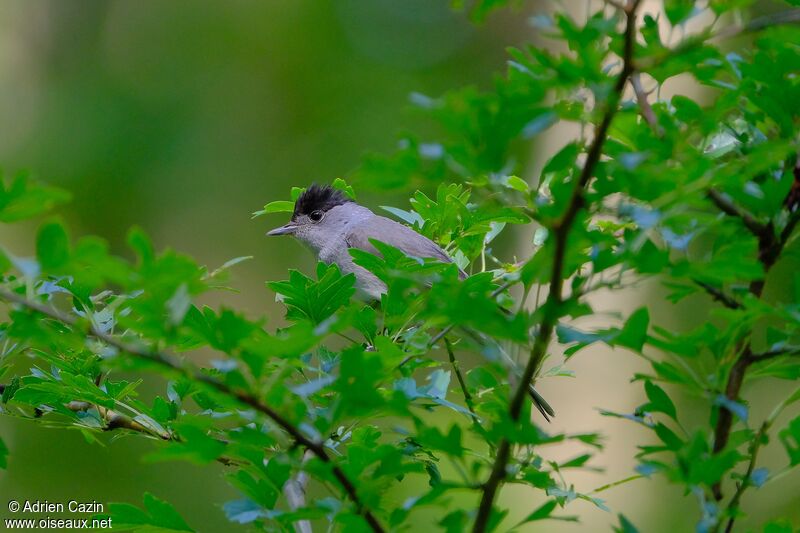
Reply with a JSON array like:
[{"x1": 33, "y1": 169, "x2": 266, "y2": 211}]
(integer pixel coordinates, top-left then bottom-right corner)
[
  {"x1": 750, "y1": 347, "x2": 800, "y2": 362},
  {"x1": 709, "y1": 162, "x2": 798, "y2": 510},
  {"x1": 707, "y1": 189, "x2": 767, "y2": 236},
  {"x1": 631, "y1": 72, "x2": 660, "y2": 134},
  {"x1": 723, "y1": 421, "x2": 769, "y2": 533},
  {"x1": 0, "y1": 287, "x2": 385, "y2": 533},
  {"x1": 694, "y1": 280, "x2": 742, "y2": 310},
  {"x1": 781, "y1": 209, "x2": 800, "y2": 245},
  {"x1": 471, "y1": 3, "x2": 642, "y2": 531}
]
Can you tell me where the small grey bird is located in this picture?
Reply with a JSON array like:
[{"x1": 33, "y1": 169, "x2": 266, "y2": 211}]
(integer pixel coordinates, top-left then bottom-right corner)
[
  {"x1": 267, "y1": 184, "x2": 554, "y2": 421},
  {"x1": 267, "y1": 184, "x2": 463, "y2": 299}
]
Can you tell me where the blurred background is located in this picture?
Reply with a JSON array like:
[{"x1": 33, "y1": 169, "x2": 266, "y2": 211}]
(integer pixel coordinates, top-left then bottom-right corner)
[{"x1": 0, "y1": 0, "x2": 797, "y2": 531}]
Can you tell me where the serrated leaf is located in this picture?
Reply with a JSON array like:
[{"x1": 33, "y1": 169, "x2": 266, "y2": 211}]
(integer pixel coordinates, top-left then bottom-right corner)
[
  {"x1": 107, "y1": 493, "x2": 193, "y2": 532},
  {"x1": 643, "y1": 381, "x2": 677, "y2": 421},
  {"x1": 36, "y1": 220, "x2": 70, "y2": 271}
]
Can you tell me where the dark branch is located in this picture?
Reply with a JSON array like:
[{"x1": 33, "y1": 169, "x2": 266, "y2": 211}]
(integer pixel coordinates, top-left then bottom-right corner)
[
  {"x1": 471, "y1": 2, "x2": 643, "y2": 531},
  {"x1": 707, "y1": 189, "x2": 768, "y2": 236},
  {"x1": 0, "y1": 287, "x2": 385, "y2": 533},
  {"x1": 694, "y1": 280, "x2": 743, "y2": 310},
  {"x1": 723, "y1": 421, "x2": 769, "y2": 533},
  {"x1": 710, "y1": 158, "x2": 800, "y2": 510},
  {"x1": 750, "y1": 347, "x2": 800, "y2": 362}
]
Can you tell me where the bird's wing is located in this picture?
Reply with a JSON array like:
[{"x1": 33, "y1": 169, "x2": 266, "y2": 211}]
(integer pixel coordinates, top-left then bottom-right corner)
[{"x1": 345, "y1": 215, "x2": 466, "y2": 278}]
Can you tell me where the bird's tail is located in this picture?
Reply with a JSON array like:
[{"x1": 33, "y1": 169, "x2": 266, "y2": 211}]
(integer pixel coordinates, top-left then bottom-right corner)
[
  {"x1": 458, "y1": 326, "x2": 556, "y2": 422},
  {"x1": 529, "y1": 384, "x2": 555, "y2": 422}
]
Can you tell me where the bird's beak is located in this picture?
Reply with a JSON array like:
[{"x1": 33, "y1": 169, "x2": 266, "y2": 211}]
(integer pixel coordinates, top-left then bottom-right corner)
[{"x1": 266, "y1": 223, "x2": 297, "y2": 236}]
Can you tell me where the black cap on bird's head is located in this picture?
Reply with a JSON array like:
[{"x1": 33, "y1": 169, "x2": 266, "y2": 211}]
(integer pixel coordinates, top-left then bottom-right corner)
[
  {"x1": 292, "y1": 184, "x2": 352, "y2": 220},
  {"x1": 267, "y1": 184, "x2": 353, "y2": 236}
]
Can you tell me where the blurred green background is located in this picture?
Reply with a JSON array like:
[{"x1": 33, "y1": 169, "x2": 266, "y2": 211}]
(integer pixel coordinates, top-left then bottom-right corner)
[{"x1": 0, "y1": 1, "x2": 797, "y2": 531}]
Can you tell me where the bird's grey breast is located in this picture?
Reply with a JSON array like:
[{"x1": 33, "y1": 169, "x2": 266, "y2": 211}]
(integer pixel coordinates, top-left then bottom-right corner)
[{"x1": 314, "y1": 204, "x2": 387, "y2": 300}]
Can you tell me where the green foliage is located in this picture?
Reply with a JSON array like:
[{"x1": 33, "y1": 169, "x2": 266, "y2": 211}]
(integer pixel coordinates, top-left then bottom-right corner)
[
  {"x1": 1, "y1": 2, "x2": 799, "y2": 533},
  {"x1": 103, "y1": 493, "x2": 194, "y2": 532},
  {"x1": 0, "y1": 436, "x2": 7, "y2": 470}
]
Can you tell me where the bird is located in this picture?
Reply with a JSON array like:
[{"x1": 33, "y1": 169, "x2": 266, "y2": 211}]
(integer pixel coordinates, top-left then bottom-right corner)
[{"x1": 267, "y1": 183, "x2": 555, "y2": 421}]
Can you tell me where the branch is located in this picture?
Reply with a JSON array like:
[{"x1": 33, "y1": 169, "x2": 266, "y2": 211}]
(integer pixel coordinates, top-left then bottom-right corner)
[
  {"x1": 710, "y1": 162, "x2": 800, "y2": 509},
  {"x1": 65, "y1": 401, "x2": 170, "y2": 439},
  {"x1": 444, "y1": 338, "x2": 478, "y2": 419},
  {"x1": 471, "y1": 3, "x2": 643, "y2": 531},
  {"x1": 284, "y1": 450, "x2": 313, "y2": 533},
  {"x1": 707, "y1": 189, "x2": 768, "y2": 237},
  {"x1": 723, "y1": 421, "x2": 769, "y2": 533},
  {"x1": 750, "y1": 347, "x2": 800, "y2": 363},
  {"x1": 694, "y1": 280, "x2": 743, "y2": 310},
  {"x1": 0, "y1": 288, "x2": 385, "y2": 533},
  {"x1": 781, "y1": 209, "x2": 800, "y2": 245},
  {"x1": 631, "y1": 72, "x2": 660, "y2": 135}
]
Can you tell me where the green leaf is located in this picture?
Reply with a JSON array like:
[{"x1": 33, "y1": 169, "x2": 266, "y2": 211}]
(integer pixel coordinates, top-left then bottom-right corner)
[
  {"x1": 331, "y1": 177, "x2": 356, "y2": 199},
  {"x1": 614, "y1": 514, "x2": 641, "y2": 533},
  {"x1": 654, "y1": 423, "x2": 684, "y2": 450},
  {"x1": 106, "y1": 493, "x2": 194, "y2": 532},
  {"x1": 643, "y1": 381, "x2": 677, "y2": 421},
  {"x1": 664, "y1": 0, "x2": 696, "y2": 26},
  {"x1": 1, "y1": 377, "x2": 20, "y2": 403},
  {"x1": 252, "y1": 200, "x2": 294, "y2": 218},
  {"x1": 146, "y1": 424, "x2": 225, "y2": 464},
  {"x1": 128, "y1": 226, "x2": 155, "y2": 266},
  {"x1": 763, "y1": 521, "x2": 795, "y2": 533},
  {"x1": 504, "y1": 175, "x2": 529, "y2": 193},
  {"x1": 516, "y1": 499, "x2": 577, "y2": 525},
  {"x1": 0, "y1": 436, "x2": 7, "y2": 469},
  {"x1": 615, "y1": 308, "x2": 649, "y2": 351},
  {"x1": 0, "y1": 174, "x2": 70, "y2": 223},
  {"x1": 268, "y1": 263, "x2": 356, "y2": 324},
  {"x1": 36, "y1": 219, "x2": 70, "y2": 271},
  {"x1": 779, "y1": 415, "x2": 800, "y2": 466}
]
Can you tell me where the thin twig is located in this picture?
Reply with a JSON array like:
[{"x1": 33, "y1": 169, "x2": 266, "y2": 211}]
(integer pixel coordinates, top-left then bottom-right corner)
[
  {"x1": 444, "y1": 338, "x2": 478, "y2": 419},
  {"x1": 723, "y1": 421, "x2": 769, "y2": 533},
  {"x1": 781, "y1": 210, "x2": 800, "y2": 244},
  {"x1": 750, "y1": 347, "x2": 800, "y2": 362},
  {"x1": 707, "y1": 189, "x2": 768, "y2": 236},
  {"x1": 0, "y1": 287, "x2": 385, "y2": 533},
  {"x1": 631, "y1": 72, "x2": 661, "y2": 135},
  {"x1": 694, "y1": 280, "x2": 742, "y2": 310},
  {"x1": 471, "y1": 3, "x2": 643, "y2": 532}
]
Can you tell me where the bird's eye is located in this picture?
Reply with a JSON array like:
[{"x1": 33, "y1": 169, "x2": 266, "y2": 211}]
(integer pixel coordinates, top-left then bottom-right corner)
[{"x1": 309, "y1": 210, "x2": 324, "y2": 222}]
